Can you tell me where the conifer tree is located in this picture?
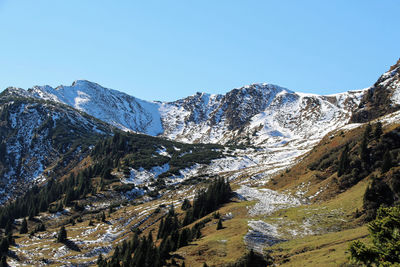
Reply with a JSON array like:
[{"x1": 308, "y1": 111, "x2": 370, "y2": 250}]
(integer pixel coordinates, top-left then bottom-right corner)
[
  {"x1": 97, "y1": 253, "x2": 104, "y2": 266},
  {"x1": 365, "y1": 123, "x2": 372, "y2": 139},
  {"x1": 217, "y1": 218, "x2": 223, "y2": 230},
  {"x1": 349, "y1": 206, "x2": 400, "y2": 265},
  {"x1": 338, "y1": 145, "x2": 349, "y2": 176},
  {"x1": 57, "y1": 226, "x2": 67, "y2": 243},
  {"x1": 360, "y1": 133, "x2": 369, "y2": 164},
  {"x1": 19, "y1": 218, "x2": 28, "y2": 234},
  {"x1": 374, "y1": 121, "x2": 383, "y2": 140},
  {"x1": 381, "y1": 150, "x2": 392, "y2": 173}
]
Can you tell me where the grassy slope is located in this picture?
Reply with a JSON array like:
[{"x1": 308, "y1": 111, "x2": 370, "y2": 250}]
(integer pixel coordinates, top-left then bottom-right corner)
[
  {"x1": 272, "y1": 226, "x2": 369, "y2": 267},
  {"x1": 174, "y1": 200, "x2": 251, "y2": 267},
  {"x1": 260, "y1": 121, "x2": 400, "y2": 265},
  {"x1": 268, "y1": 177, "x2": 369, "y2": 266}
]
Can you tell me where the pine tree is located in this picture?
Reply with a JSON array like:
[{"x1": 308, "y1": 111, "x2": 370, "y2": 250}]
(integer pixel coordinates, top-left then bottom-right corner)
[
  {"x1": 19, "y1": 218, "x2": 28, "y2": 234},
  {"x1": 109, "y1": 205, "x2": 114, "y2": 215},
  {"x1": 97, "y1": 253, "x2": 104, "y2": 266},
  {"x1": 216, "y1": 218, "x2": 223, "y2": 230},
  {"x1": 101, "y1": 211, "x2": 106, "y2": 222},
  {"x1": 338, "y1": 145, "x2": 349, "y2": 177},
  {"x1": 349, "y1": 206, "x2": 400, "y2": 265},
  {"x1": 374, "y1": 121, "x2": 383, "y2": 140},
  {"x1": 381, "y1": 150, "x2": 392, "y2": 173},
  {"x1": 57, "y1": 226, "x2": 67, "y2": 243},
  {"x1": 4, "y1": 221, "x2": 12, "y2": 234},
  {"x1": 365, "y1": 123, "x2": 372, "y2": 139}
]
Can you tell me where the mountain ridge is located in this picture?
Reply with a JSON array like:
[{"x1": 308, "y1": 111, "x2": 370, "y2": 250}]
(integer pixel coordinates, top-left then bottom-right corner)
[{"x1": 3, "y1": 80, "x2": 370, "y2": 146}]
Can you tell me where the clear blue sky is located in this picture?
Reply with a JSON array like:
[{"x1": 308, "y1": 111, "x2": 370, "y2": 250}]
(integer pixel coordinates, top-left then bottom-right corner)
[{"x1": 0, "y1": 0, "x2": 398, "y2": 101}]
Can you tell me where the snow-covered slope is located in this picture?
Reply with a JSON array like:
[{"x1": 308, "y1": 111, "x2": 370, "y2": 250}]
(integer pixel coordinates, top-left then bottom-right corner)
[
  {"x1": 24, "y1": 81, "x2": 365, "y2": 147},
  {"x1": 29, "y1": 80, "x2": 163, "y2": 135},
  {"x1": 160, "y1": 84, "x2": 365, "y2": 145}
]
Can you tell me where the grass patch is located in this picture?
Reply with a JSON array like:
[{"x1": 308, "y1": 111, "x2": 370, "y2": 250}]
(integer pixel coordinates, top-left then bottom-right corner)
[
  {"x1": 175, "y1": 201, "x2": 250, "y2": 267},
  {"x1": 270, "y1": 226, "x2": 369, "y2": 266}
]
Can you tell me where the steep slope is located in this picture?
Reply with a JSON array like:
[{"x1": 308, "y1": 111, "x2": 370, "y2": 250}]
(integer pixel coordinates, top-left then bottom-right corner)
[
  {"x1": 161, "y1": 84, "x2": 364, "y2": 145},
  {"x1": 29, "y1": 80, "x2": 163, "y2": 135},
  {"x1": 350, "y1": 58, "x2": 400, "y2": 123},
  {"x1": 0, "y1": 89, "x2": 114, "y2": 203}
]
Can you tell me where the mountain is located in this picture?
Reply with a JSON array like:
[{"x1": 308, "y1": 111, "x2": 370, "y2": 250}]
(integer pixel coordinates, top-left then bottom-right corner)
[
  {"x1": 350, "y1": 58, "x2": 400, "y2": 123},
  {"x1": 22, "y1": 81, "x2": 365, "y2": 147},
  {"x1": 0, "y1": 89, "x2": 114, "y2": 203},
  {"x1": 161, "y1": 84, "x2": 364, "y2": 145},
  {"x1": 29, "y1": 80, "x2": 163, "y2": 135},
  {"x1": 1, "y1": 59, "x2": 400, "y2": 266}
]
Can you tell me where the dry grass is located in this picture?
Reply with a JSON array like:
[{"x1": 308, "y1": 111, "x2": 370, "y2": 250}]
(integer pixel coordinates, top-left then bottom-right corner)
[
  {"x1": 174, "y1": 200, "x2": 251, "y2": 267},
  {"x1": 271, "y1": 226, "x2": 369, "y2": 266}
]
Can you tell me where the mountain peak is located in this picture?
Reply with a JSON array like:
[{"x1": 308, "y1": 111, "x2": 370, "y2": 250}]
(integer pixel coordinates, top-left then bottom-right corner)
[
  {"x1": 1, "y1": 87, "x2": 31, "y2": 99},
  {"x1": 236, "y1": 83, "x2": 294, "y2": 95},
  {"x1": 70, "y1": 79, "x2": 98, "y2": 88}
]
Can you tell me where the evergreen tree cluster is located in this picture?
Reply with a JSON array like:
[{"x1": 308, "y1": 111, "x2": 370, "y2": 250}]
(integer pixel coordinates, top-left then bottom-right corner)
[
  {"x1": 99, "y1": 177, "x2": 232, "y2": 266},
  {"x1": 340, "y1": 124, "x2": 400, "y2": 220},
  {"x1": 0, "y1": 168, "x2": 94, "y2": 229},
  {"x1": 307, "y1": 123, "x2": 400, "y2": 221},
  {"x1": 98, "y1": 231, "x2": 163, "y2": 267},
  {"x1": 183, "y1": 177, "x2": 232, "y2": 226},
  {"x1": 91, "y1": 131, "x2": 222, "y2": 178},
  {"x1": 157, "y1": 206, "x2": 179, "y2": 240}
]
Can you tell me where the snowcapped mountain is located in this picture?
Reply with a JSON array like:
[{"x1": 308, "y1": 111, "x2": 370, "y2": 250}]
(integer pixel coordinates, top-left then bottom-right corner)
[
  {"x1": 1, "y1": 58, "x2": 399, "y2": 205},
  {"x1": 160, "y1": 84, "x2": 365, "y2": 145},
  {"x1": 29, "y1": 80, "x2": 163, "y2": 135},
  {"x1": 0, "y1": 89, "x2": 114, "y2": 203},
  {"x1": 20, "y1": 81, "x2": 366, "y2": 147}
]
